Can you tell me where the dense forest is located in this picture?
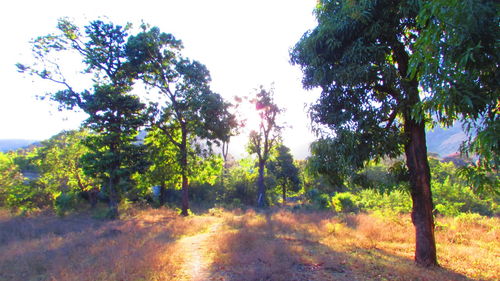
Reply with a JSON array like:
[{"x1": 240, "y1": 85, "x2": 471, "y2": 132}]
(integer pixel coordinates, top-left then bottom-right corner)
[{"x1": 1, "y1": 0, "x2": 498, "y2": 280}]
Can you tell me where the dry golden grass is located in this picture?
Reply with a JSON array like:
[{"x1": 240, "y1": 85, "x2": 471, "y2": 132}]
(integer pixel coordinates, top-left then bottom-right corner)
[
  {"x1": 0, "y1": 207, "x2": 498, "y2": 281},
  {"x1": 207, "y1": 208, "x2": 499, "y2": 281},
  {"x1": 0, "y1": 207, "x2": 217, "y2": 281}
]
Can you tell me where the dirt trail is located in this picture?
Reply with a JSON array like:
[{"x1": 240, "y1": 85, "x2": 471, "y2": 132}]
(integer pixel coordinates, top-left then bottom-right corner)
[{"x1": 175, "y1": 218, "x2": 222, "y2": 281}]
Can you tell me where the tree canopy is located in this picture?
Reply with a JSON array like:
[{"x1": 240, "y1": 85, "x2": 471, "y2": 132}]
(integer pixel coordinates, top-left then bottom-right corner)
[
  {"x1": 410, "y1": 0, "x2": 499, "y2": 194},
  {"x1": 267, "y1": 144, "x2": 300, "y2": 203}
]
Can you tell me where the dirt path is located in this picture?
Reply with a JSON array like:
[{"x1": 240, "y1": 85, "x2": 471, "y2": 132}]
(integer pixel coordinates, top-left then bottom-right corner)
[{"x1": 175, "y1": 218, "x2": 222, "y2": 281}]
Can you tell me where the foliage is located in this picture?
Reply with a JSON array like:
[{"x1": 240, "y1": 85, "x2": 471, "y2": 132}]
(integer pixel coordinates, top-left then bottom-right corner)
[
  {"x1": 306, "y1": 138, "x2": 351, "y2": 190},
  {"x1": 35, "y1": 130, "x2": 100, "y2": 208},
  {"x1": 304, "y1": 189, "x2": 331, "y2": 210},
  {"x1": 217, "y1": 157, "x2": 258, "y2": 206},
  {"x1": 53, "y1": 191, "x2": 84, "y2": 216},
  {"x1": 331, "y1": 192, "x2": 359, "y2": 213},
  {"x1": 0, "y1": 152, "x2": 48, "y2": 213},
  {"x1": 0, "y1": 152, "x2": 25, "y2": 203},
  {"x1": 267, "y1": 144, "x2": 300, "y2": 202},
  {"x1": 352, "y1": 160, "x2": 409, "y2": 193},
  {"x1": 433, "y1": 177, "x2": 498, "y2": 216},
  {"x1": 410, "y1": 0, "x2": 499, "y2": 194},
  {"x1": 356, "y1": 189, "x2": 412, "y2": 214}
]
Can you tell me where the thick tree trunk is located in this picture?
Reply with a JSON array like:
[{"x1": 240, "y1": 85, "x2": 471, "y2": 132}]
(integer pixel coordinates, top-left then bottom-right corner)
[
  {"x1": 180, "y1": 129, "x2": 189, "y2": 216},
  {"x1": 282, "y1": 186, "x2": 286, "y2": 204},
  {"x1": 404, "y1": 118, "x2": 438, "y2": 267},
  {"x1": 256, "y1": 160, "x2": 266, "y2": 207}
]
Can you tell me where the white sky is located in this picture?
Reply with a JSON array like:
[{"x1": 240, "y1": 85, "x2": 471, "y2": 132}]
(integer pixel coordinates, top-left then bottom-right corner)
[{"x1": 0, "y1": 0, "x2": 320, "y2": 159}]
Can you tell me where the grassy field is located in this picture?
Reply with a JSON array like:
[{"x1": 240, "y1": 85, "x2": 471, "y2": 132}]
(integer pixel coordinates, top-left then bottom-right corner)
[{"x1": 0, "y1": 206, "x2": 498, "y2": 281}]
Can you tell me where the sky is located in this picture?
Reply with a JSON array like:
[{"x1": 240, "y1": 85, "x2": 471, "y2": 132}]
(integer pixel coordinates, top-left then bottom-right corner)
[{"x1": 0, "y1": 0, "x2": 320, "y2": 159}]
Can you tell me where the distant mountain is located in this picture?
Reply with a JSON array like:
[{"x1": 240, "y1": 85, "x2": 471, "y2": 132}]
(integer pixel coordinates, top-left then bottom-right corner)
[
  {"x1": 426, "y1": 122, "x2": 467, "y2": 157},
  {"x1": 0, "y1": 139, "x2": 38, "y2": 152},
  {"x1": 290, "y1": 122, "x2": 468, "y2": 160},
  {"x1": 0, "y1": 122, "x2": 466, "y2": 158}
]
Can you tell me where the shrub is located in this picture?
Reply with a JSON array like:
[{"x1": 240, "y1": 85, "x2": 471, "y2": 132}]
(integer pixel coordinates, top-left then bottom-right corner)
[
  {"x1": 54, "y1": 191, "x2": 82, "y2": 216},
  {"x1": 331, "y1": 192, "x2": 359, "y2": 213},
  {"x1": 356, "y1": 189, "x2": 412, "y2": 214},
  {"x1": 433, "y1": 177, "x2": 496, "y2": 216},
  {"x1": 305, "y1": 189, "x2": 331, "y2": 209},
  {"x1": 434, "y1": 202, "x2": 464, "y2": 217}
]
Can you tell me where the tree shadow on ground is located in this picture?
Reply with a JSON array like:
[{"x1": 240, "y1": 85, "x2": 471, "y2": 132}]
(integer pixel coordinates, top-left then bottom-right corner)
[
  {"x1": 0, "y1": 212, "x2": 104, "y2": 246},
  {"x1": 205, "y1": 209, "x2": 474, "y2": 281}
]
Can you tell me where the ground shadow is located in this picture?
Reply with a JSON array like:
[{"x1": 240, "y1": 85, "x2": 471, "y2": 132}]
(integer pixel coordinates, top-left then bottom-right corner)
[{"x1": 204, "y1": 208, "x2": 474, "y2": 281}]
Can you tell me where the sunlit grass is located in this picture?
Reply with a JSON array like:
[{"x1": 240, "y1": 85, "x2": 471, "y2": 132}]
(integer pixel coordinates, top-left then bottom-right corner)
[{"x1": 0, "y1": 207, "x2": 498, "y2": 280}]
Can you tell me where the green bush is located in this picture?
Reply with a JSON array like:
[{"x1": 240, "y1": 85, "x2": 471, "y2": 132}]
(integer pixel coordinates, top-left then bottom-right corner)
[
  {"x1": 305, "y1": 189, "x2": 331, "y2": 209},
  {"x1": 356, "y1": 189, "x2": 412, "y2": 214},
  {"x1": 433, "y1": 177, "x2": 496, "y2": 216},
  {"x1": 54, "y1": 191, "x2": 83, "y2": 216},
  {"x1": 331, "y1": 192, "x2": 359, "y2": 213},
  {"x1": 3, "y1": 183, "x2": 51, "y2": 214},
  {"x1": 434, "y1": 203, "x2": 464, "y2": 217}
]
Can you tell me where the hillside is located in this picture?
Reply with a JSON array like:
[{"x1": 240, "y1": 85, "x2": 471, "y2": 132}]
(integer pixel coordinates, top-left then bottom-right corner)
[{"x1": 426, "y1": 122, "x2": 467, "y2": 157}]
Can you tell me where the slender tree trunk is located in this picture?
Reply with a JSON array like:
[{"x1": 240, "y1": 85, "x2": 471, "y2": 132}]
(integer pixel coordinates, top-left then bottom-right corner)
[
  {"x1": 282, "y1": 185, "x2": 286, "y2": 204},
  {"x1": 404, "y1": 118, "x2": 438, "y2": 267},
  {"x1": 256, "y1": 160, "x2": 266, "y2": 207},
  {"x1": 159, "y1": 183, "x2": 166, "y2": 206},
  {"x1": 107, "y1": 175, "x2": 119, "y2": 219},
  {"x1": 180, "y1": 128, "x2": 189, "y2": 216},
  {"x1": 89, "y1": 186, "x2": 98, "y2": 208},
  {"x1": 221, "y1": 141, "x2": 229, "y2": 190}
]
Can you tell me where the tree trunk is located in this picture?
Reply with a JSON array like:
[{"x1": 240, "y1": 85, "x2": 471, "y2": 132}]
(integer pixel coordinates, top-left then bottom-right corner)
[
  {"x1": 159, "y1": 183, "x2": 166, "y2": 206},
  {"x1": 256, "y1": 160, "x2": 266, "y2": 207},
  {"x1": 220, "y1": 141, "x2": 229, "y2": 191},
  {"x1": 107, "y1": 175, "x2": 119, "y2": 219},
  {"x1": 404, "y1": 118, "x2": 438, "y2": 267},
  {"x1": 180, "y1": 129, "x2": 189, "y2": 216},
  {"x1": 89, "y1": 187, "x2": 98, "y2": 208},
  {"x1": 282, "y1": 186, "x2": 286, "y2": 204}
]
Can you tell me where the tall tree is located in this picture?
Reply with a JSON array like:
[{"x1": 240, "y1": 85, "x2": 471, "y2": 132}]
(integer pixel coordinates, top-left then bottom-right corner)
[
  {"x1": 291, "y1": 0, "x2": 437, "y2": 266},
  {"x1": 126, "y1": 26, "x2": 236, "y2": 216},
  {"x1": 18, "y1": 19, "x2": 149, "y2": 218},
  {"x1": 267, "y1": 144, "x2": 300, "y2": 203},
  {"x1": 247, "y1": 86, "x2": 283, "y2": 207}
]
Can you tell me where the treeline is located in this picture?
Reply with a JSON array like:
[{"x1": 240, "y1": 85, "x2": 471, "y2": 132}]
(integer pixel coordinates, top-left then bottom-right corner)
[
  {"x1": 0, "y1": 129, "x2": 298, "y2": 214},
  {"x1": 1, "y1": 131, "x2": 497, "y2": 218}
]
